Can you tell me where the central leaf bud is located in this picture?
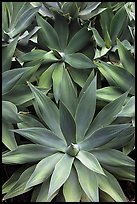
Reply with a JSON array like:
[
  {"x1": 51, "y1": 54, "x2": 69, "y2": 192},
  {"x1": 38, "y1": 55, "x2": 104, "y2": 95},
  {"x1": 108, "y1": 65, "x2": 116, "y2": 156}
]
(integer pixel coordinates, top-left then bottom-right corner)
[{"x1": 66, "y1": 143, "x2": 80, "y2": 157}]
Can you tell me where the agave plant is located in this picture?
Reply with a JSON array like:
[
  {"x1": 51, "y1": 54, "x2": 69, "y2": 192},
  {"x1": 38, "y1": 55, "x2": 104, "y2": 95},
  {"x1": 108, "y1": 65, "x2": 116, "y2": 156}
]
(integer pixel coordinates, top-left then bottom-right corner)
[{"x1": 2, "y1": 75, "x2": 135, "y2": 202}]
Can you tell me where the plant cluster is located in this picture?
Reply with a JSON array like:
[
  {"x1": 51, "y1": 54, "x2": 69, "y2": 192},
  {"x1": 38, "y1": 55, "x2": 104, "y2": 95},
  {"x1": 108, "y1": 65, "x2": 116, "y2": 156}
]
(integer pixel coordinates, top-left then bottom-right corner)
[{"x1": 2, "y1": 2, "x2": 135, "y2": 202}]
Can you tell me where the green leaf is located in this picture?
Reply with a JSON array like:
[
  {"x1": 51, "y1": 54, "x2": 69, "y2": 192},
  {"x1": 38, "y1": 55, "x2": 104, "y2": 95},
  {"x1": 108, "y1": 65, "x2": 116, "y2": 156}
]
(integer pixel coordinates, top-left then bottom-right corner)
[
  {"x1": 36, "y1": 178, "x2": 59, "y2": 202},
  {"x1": 74, "y1": 159, "x2": 99, "y2": 202},
  {"x1": 2, "y1": 101, "x2": 20, "y2": 123},
  {"x1": 102, "y1": 164, "x2": 135, "y2": 182},
  {"x1": 60, "y1": 102, "x2": 76, "y2": 145},
  {"x1": 2, "y1": 122, "x2": 17, "y2": 150},
  {"x1": 65, "y1": 28, "x2": 91, "y2": 54},
  {"x1": 20, "y1": 49, "x2": 47, "y2": 62},
  {"x1": 28, "y1": 83, "x2": 65, "y2": 140},
  {"x1": 2, "y1": 144, "x2": 56, "y2": 164},
  {"x1": 96, "y1": 60, "x2": 135, "y2": 95},
  {"x1": 99, "y1": 126, "x2": 135, "y2": 150},
  {"x1": 118, "y1": 96, "x2": 135, "y2": 117},
  {"x1": 65, "y1": 53, "x2": 95, "y2": 69},
  {"x1": 96, "y1": 169, "x2": 127, "y2": 202},
  {"x1": 86, "y1": 91, "x2": 128, "y2": 137},
  {"x1": 117, "y1": 38, "x2": 135, "y2": 76},
  {"x1": 52, "y1": 62, "x2": 64, "y2": 103},
  {"x1": 75, "y1": 76, "x2": 96, "y2": 142},
  {"x1": 10, "y1": 6, "x2": 39, "y2": 37},
  {"x1": 38, "y1": 63, "x2": 56, "y2": 89},
  {"x1": 79, "y1": 6, "x2": 106, "y2": 20},
  {"x1": 123, "y1": 136, "x2": 135, "y2": 155},
  {"x1": 26, "y1": 153, "x2": 63, "y2": 189},
  {"x1": 2, "y1": 166, "x2": 27, "y2": 194},
  {"x1": 92, "y1": 149, "x2": 135, "y2": 167},
  {"x1": 60, "y1": 68, "x2": 77, "y2": 117},
  {"x1": 3, "y1": 165, "x2": 36, "y2": 200},
  {"x1": 2, "y1": 36, "x2": 18, "y2": 72},
  {"x1": 110, "y1": 7, "x2": 127, "y2": 43},
  {"x1": 79, "y1": 124, "x2": 131, "y2": 151},
  {"x1": 2, "y1": 65, "x2": 39, "y2": 95},
  {"x1": 63, "y1": 167, "x2": 81, "y2": 202},
  {"x1": 76, "y1": 150, "x2": 105, "y2": 175},
  {"x1": 36, "y1": 14, "x2": 61, "y2": 50},
  {"x1": 91, "y1": 27, "x2": 105, "y2": 47},
  {"x1": 17, "y1": 113, "x2": 45, "y2": 129},
  {"x1": 54, "y1": 12, "x2": 69, "y2": 50},
  {"x1": 48, "y1": 153, "x2": 74, "y2": 199},
  {"x1": 13, "y1": 127, "x2": 67, "y2": 151},
  {"x1": 96, "y1": 86, "x2": 123, "y2": 102}
]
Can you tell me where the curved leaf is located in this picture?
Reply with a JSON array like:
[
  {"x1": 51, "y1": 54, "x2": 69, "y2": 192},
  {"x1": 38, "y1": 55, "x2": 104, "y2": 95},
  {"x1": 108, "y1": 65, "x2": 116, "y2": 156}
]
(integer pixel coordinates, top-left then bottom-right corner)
[
  {"x1": 36, "y1": 14, "x2": 61, "y2": 50},
  {"x1": 86, "y1": 91, "x2": 128, "y2": 137},
  {"x1": 96, "y1": 169, "x2": 127, "y2": 202},
  {"x1": 75, "y1": 76, "x2": 96, "y2": 142},
  {"x1": 74, "y1": 159, "x2": 99, "y2": 202},
  {"x1": 28, "y1": 83, "x2": 65, "y2": 140},
  {"x1": 3, "y1": 165, "x2": 36, "y2": 200},
  {"x1": 76, "y1": 150, "x2": 105, "y2": 175},
  {"x1": 2, "y1": 122, "x2": 17, "y2": 150},
  {"x1": 118, "y1": 96, "x2": 135, "y2": 117},
  {"x1": 117, "y1": 38, "x2": 135, "y2": 76},
  {"x1": 65, "y1": 53, "x2": 95, "y2": 69},
  {"x1": 26, "y1": 153, "x2": 63, "y2": 189},
  {"x1": 79, "y1": 124, "x2": 131, "y2": 151},
  {"x1": 2, "y1": 144, "x2": 57, "y2": 164},
  {"x1": 48, "y1": 153, "x2": 74, "y2": 199},
  {"x1": 52, "y1": 62, "x2": 64, "y2": 103},
  {"x1": 63, "y1": 167, "x2": 81, "y2": 202},
  {"x1": 13, "y1": 127, "x2": 67, "y2": 151},
  {"x1": 65, "y1": 28, "x2": 91, "y2": 54},
  {"x1": 92, "y1": 149, "x2": 135, "y2": 167}
]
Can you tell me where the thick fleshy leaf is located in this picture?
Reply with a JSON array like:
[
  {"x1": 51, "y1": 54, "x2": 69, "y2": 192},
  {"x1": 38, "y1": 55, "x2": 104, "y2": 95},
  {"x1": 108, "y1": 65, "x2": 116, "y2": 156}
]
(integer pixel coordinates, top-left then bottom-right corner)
[
  {"x1": 38, "y1": 63, "x2": 56, "y2": 89},
  {"x1": 65, "y1": 53, "x2": 95, "y2": 69},
  {"x1": 20, "y1": 49, "x2": 47, "y2": 62},
  {"x1": 48, "y1": 153, "x2": 74, "y2": 199},
  {"x1": 36, "y1": 14, "x2": 61, "y2": 50},
  {"x1": 2, "y1": 166, "x2": 27, "y2": 194},
  {"x1": 2, "y1": 36, "x2": 18, "y2": 72},
  {"x1": 54, "y1": 12, "x2": 69, "y2": 50},
  {"x1": 96, "y1": 169, "x2": 127, "y2": 202},
  {"x1": 26, "y1": 153, "x2": 63, "y2": 189},
  {"x1": 60, "y1": 102, "x2": 76, "y2": 145},
  {"x1": 36, "y1": 178, "x2": 59, "y2": 202},
  {"x1": 74, "y1": 159, "x2": 99, "y2": 202},
  {"x1": 2, "y1": 65, "x2": 39, "y2": 95},
  {"x1": 3, "y1": 165, "x2": 36, "y2": 200},
  {"x1": 118, "y1": 96, "x2": 135, "y2": 117},
  {"x1": 2, "y1": 101, "x2": 20, "y2": 123},
  {"x1": 92, "y1": 149, "x2": 135, "y2": 167},
  {"x1": 28, "y1": 83, "x2": 65, "y2": 140},
  {"x1": 81, "y1": 190, "x2": 92, "y2": 202},
  {"x1": 99, "y1": 126, "x2": 135, "y2": 150},
  {"x1": 63, "y1": 167, "x2": 81, "y2": 202},
  {"x1": 60, "y1": 68, "x2": 77, "y2": 117},
  {"x1": 52, "y1": 62, "x2": 64, "y2": 103},
  {"x1": 13, "y1": 128, "x2": 67, "y2": 151},
  {"x1": 96, "y1": 86, "x2": 123, "y2": 102},
  {"x1": 65, "y1": 28, "x2": 91, "y2": 54},
  {"x1": 17, "y1": 113, "x2": 45, "y2": 129},
  {"x1": 123, "y1": 136, "x2": 135, "y2": 155},
  {"x1": 2, "y1": 144, "x2": 57, "y2": 164},
  {"x1": 96, "y1": 60, "x2": 135, "y2": 95},
  {"x1": 79, "y1": 124, "x2": 131, "y2": 151},
  {"x1": 102, "y1": 164, "x2": 135, "y2": 182},
  {"x1": 86, "y1": 91, "x2": 128, "y2": 137},
  {"x1": 2, "y1": 122, "x2": 17, "y2": 150},
  {"x1": 110, "y1": 7, "x2": 127, "y2": 42},
  {"x1": 117, "y1": 39, "x2": 135, "y2": 76},
  {"x1": 91, "y1": 27, "x2": 105, "y2": 47},
  {"x1": 76, "y1": 150, "x2": 105, "y2": 175},
  {"x1": 75, "y1": 76, "x2": 96, "y2": 142}
]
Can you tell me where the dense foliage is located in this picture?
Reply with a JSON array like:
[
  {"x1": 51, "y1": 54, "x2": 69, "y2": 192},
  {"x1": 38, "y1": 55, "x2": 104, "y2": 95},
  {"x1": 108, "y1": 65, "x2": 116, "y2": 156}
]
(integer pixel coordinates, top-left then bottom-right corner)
[{"x1": 2, "y1": 2, "x2": 135, "y2": 202}]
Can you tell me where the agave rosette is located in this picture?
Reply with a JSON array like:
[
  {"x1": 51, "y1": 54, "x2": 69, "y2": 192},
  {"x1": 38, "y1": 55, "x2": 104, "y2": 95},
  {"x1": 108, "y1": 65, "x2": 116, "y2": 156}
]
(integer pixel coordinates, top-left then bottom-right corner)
[{"x1": 2, "y1": 75, "x2": 135, "y2": 202}]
